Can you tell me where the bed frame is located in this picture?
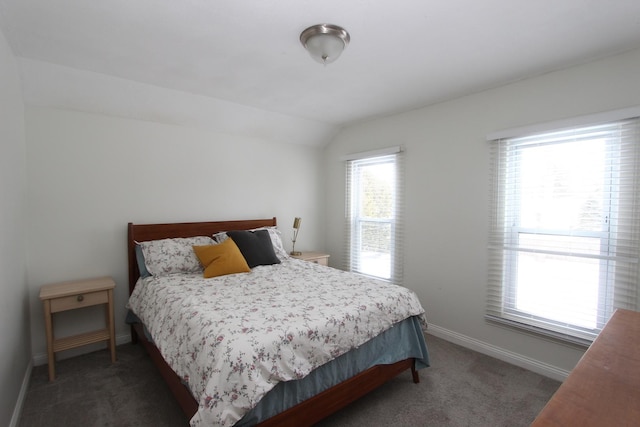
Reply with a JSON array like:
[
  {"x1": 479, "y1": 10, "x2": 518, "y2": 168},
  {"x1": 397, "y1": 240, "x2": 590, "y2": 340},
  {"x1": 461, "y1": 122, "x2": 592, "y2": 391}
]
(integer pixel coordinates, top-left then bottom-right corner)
[{"x1": 127, "y1": 217, "x2": 420, "y2": 426}]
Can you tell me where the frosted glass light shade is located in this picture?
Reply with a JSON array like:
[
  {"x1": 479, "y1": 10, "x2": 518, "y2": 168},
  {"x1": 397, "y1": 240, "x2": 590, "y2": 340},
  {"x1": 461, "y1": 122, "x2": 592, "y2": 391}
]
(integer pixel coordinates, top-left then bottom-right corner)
[
  {"x1": 305, "y1": 33, "x2": 345, "y2": 64},
  {"x1": 300, "y1": 24, "x2": 350, "y2": 65}
]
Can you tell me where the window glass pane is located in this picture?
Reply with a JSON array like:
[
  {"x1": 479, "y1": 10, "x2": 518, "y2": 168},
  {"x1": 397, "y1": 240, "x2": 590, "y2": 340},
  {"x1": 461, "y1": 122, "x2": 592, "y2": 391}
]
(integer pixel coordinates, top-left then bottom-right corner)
[
  {"x1": 357, "y1": 221, "x2": 391, "y2": 279},
  {"x1": 357, "y1": 161, "x2": 394, "y2": 219},
  {"x1": 514, "y1": 250, "x2": 600, "y2": 329},
  {"x1": 519, "y1": 139, "x2": 606, "y2": 231}
]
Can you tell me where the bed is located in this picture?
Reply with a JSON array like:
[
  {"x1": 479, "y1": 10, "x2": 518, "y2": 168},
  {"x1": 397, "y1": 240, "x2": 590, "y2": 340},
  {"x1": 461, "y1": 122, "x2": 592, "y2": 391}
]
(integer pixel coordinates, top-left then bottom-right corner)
[{"x1": 127, "y1": 218, "x2": 429, "y2": 426}]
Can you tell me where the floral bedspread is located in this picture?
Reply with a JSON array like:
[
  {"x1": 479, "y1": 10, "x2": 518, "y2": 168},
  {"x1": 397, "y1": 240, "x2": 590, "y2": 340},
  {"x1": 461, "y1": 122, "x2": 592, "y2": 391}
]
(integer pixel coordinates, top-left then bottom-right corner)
[{"x1": 128, "y1": 258, "x2": 426, "y2": 427}]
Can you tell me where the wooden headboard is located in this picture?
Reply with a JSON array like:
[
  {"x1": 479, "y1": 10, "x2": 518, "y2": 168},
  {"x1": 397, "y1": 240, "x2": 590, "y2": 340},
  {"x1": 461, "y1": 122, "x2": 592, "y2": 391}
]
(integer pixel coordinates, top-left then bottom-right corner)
[{"x1": 127, "y1": 217, "x2": 277, "y2": 295}]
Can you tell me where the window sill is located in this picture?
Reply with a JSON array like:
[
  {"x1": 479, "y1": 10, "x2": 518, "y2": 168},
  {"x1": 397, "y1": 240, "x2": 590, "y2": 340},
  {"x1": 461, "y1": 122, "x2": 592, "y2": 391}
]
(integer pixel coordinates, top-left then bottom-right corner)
[{"x1": 485, "y1": 315, "x2": 592, "y2": 349}]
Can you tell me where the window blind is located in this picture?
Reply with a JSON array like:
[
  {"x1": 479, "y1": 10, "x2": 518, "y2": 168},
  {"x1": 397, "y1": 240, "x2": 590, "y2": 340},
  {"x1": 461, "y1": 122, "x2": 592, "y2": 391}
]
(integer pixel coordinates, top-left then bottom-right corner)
[
  {"x1": 345, "y1": 151, "x2": 404, "y2": 286},
  {"x1": 487, "y1": 117, "x2": 640, "y2": 344}
]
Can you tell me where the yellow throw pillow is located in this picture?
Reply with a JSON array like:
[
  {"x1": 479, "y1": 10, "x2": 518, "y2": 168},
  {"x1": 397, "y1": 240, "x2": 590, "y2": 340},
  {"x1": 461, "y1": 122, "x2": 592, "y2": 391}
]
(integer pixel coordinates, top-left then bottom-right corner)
[{"x1": 193, "y1": 239, "x2": 250, "y2": 278}]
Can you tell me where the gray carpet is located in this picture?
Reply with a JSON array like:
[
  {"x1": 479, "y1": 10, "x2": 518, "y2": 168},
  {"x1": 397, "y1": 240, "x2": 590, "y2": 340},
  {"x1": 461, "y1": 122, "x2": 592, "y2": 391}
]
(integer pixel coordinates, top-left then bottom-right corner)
[{"x1": 19, "y1": 334, "x2": 560, "y2": 426}]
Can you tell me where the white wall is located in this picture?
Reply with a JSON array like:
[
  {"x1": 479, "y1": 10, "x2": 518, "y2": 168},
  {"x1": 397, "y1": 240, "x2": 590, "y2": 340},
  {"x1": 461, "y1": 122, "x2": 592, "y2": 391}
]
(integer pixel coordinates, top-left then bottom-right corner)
[
  {"x1": 324, "y1": 47, "x2": 640, "y2": 376},
  {"x1": 0, "y1": 25, "x2": 30, "y2": 427},
  {"x1": 26, "y1": 107, "x2": 324, "y2": 362}
]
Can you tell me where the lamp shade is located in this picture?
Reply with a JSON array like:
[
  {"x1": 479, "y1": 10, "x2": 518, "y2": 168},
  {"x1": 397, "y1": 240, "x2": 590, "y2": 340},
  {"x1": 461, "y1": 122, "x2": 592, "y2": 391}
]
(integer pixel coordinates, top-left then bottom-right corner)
[
  {"x1": 300, "y1": 24, "x2": 350, "y2": 65},
  {"x1": 293, "y1": 217, "x2": 302, "y2": 229}
]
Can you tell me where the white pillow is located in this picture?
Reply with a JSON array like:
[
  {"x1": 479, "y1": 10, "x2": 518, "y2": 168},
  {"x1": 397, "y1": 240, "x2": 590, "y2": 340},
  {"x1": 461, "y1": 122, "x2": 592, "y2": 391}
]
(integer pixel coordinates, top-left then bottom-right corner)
[
  {"x1": 138, "y1": 236, "x2": 215, "y2": 276},
  {"x1": 261, "y1": 227, "x2": 289, "y2": 260}
]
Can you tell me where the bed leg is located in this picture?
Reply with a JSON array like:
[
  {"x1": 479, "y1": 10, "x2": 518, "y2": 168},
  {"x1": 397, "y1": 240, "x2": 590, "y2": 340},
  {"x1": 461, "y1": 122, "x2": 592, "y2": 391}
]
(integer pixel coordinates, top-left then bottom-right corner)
[
  {"x1": 411, "y1": 359, "x2": 420, "y2": 383},
  {"x1": 130, "y1": 325, "x2": 138, "y2": 344}
]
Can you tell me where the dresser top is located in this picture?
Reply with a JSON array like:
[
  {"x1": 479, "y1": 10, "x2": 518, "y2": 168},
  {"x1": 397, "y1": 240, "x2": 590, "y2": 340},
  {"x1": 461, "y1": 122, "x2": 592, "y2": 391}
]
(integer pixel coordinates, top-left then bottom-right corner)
[{"x1": 531, "y1": 308, "x2": 640, "y2": 426}]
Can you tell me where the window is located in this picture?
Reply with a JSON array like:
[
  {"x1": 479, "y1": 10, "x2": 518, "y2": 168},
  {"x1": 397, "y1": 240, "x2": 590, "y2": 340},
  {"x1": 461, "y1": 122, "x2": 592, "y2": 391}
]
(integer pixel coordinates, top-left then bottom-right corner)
[
  {"x1": 487, "y1": 118, "x2": 640, "y2": 344},
  {"x1": 345, "y1": 148, "x2": 404, "y2": 285}
]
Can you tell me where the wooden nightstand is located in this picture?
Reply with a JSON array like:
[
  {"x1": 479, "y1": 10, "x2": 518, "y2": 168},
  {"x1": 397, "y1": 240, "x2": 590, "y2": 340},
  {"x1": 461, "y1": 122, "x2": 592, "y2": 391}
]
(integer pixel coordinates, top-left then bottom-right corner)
[
  {"x1": 39, "y1": 276, "x2": 116, "y2": 381},
  {"x1": 291, "y1": 251, "x2": 330, "y2": 266}
]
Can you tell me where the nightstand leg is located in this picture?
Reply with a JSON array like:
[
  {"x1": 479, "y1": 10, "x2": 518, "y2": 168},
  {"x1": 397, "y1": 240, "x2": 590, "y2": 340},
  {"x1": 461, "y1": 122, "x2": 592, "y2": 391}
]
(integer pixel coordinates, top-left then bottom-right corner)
[
  {"x1": 106, "y1": 289, "x2": 116, "y2": 362},
  {"x1": 43, "y1": 300, "x2": 55, "y2": 381}
]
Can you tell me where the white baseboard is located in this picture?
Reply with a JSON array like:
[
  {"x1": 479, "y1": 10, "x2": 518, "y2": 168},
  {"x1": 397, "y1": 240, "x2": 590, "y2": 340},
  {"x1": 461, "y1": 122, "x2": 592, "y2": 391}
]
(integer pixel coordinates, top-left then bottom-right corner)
[
  {"x1": 426, "y1": 324, "x2": 569, "y2": 382},
  {"x1": 31, "y1": 327, "x2": 568, "y2": 381},
  {"x1": 9, "y1": 360, "x2": 33, "y2": 427},
  {"x1": 116, "y1": 331, "x2": 132, "y2": 345},
  {"x1": 32, "y1": 332, "x2": 132, "y2": 366}
]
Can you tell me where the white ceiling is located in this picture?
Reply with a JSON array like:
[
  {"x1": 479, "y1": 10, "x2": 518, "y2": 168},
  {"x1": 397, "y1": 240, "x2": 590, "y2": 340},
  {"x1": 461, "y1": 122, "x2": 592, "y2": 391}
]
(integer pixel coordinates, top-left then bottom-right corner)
[{"x1": 2, "y1": 0, "x2": 640, "y2": 145}]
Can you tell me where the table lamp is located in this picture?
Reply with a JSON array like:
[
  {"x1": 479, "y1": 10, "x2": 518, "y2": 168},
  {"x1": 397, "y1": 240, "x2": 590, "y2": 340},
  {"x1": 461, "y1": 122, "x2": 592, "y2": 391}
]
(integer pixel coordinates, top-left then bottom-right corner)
[{"x1": 290, "y1": 217, "x2": 302, "y2": 256}]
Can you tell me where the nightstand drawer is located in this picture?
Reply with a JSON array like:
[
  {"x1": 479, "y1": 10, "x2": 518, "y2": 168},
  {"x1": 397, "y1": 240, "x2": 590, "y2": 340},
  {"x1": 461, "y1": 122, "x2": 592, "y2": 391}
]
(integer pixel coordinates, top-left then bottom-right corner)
[
  {"x1": 307, "y1": 257, "x2": 328, "y2": 266},
  {"x1": 50, "y1": 289, "x2": 109, "y2": 313},
  {"x1": 292, "y1": 251, "x2": 330, "y2": 266}
]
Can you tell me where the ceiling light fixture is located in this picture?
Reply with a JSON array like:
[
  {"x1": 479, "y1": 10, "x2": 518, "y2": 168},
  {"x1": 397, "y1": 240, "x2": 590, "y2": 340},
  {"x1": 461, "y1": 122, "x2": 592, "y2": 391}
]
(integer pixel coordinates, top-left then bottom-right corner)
[{"x1": 300, "y1": 24, "x2": 350, "y2": 65}]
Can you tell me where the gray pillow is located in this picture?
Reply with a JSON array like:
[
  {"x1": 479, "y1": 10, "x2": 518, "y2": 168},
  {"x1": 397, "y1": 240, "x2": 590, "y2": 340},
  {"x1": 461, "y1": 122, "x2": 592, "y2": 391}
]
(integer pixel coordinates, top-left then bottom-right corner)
[{"x1": 227, "y1": 230, "x2": 281, "y2": 268}]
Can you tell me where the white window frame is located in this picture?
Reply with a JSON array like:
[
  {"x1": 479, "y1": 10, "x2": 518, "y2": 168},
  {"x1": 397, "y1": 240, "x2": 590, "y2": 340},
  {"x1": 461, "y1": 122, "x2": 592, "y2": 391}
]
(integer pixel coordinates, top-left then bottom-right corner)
[
  {"x1": 487, "y1": 116, "x2": 640, "y2": 345},
  {"x1": 344, "y1": 147, "x2": 404, "y2": 285}
]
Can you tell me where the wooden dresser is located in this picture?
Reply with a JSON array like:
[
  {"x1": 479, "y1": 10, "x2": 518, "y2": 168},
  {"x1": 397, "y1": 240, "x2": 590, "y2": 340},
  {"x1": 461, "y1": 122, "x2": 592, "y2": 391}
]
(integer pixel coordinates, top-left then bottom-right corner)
[{"x1": 531, "y1": 309, "x2": 640, "y2": 426}]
